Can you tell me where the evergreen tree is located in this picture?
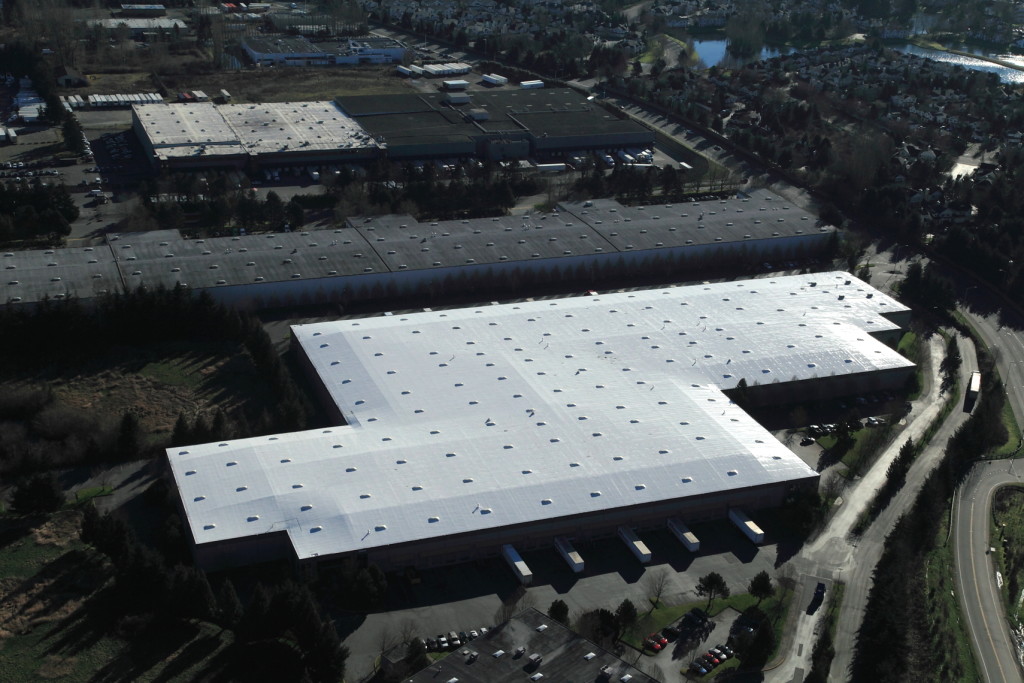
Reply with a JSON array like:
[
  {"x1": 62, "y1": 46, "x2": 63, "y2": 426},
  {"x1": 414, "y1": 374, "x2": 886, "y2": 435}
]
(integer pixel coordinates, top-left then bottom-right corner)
[
  {"x1": 217, "y1": 579, "x2": 244, "y2": 628},
  {"x1": 116, "y1": 412, "x2": 142, "y2": 461},
  {"x1": 547, "y1": 599, "x2": 569, "y2": 625},
  {"x1": 614, "y1": 598, "x2": 639, "y2": 636},
  {"x1": 11, "y1": 472, "x2": 64, "y2": 513},
  {"x1": 748, "y1": 570, "x2": 775, "y2": 605},
  {"x1": 696, "y1": 572, "x2": 730, "y2": 610}
]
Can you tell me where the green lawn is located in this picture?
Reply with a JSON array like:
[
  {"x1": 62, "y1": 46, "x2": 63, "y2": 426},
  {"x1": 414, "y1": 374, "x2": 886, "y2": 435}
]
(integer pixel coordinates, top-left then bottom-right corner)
[
  {"x1": 622, "y1": 589, "x2": 792, "y2": 671},
  {"x1": 991, "y1": 399, "x2": 1022, "y2": 458},
  {"x1": 922, "y1": 514, "x2": 982, "y2": 681},
  {"x1": 0, "y1": 510, "x2": 232, "y2": 682},
  {"x1": 817, "y1": 424, "x2": 894, "y2": 475},
  {"x1": 992, "y1": 486, "x2": 1024, "y2": 622}
]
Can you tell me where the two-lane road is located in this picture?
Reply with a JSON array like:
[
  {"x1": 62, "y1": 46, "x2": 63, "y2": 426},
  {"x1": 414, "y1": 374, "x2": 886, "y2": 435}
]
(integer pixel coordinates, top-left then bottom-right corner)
[
  {"x1": 955, "y1": 307, "x2": 1024, "y2": 682},
  {"x1": 954, "y1": 461, "x2": 1024, "y2": 683}
]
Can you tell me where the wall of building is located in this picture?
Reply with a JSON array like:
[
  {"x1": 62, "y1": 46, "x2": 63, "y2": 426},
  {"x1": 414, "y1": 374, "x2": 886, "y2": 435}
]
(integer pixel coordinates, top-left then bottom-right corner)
[
  {"x1": 301, "y1": 478, "x2": 808, "y2": 572},
  {"x1": 198, "y1": 232, "x2": 835, "y2": 310}
]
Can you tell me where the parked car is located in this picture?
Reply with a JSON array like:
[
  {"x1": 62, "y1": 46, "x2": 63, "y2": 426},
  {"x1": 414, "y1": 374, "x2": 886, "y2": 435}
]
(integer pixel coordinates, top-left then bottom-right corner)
[
  {"x1": 649, "y1": 633, "x2": 668, "y2": 647},
  {"x1": 800, "y1": 437, "x2": 816, "y2": 446},
  {"x1": 815, "y1": 582, "x2": 827, "y2": 597},
  {"x1": 645, "y1": 636, "x2": 663, "y2": 652},
  {"x1": 689, "y1": 661, "x2": 708, "y2": 675},
  {"x1": 436, "y1": 634, "x2": 448, "y2": 649},
  {"x1": 447, "y1": 631, "x2": 460, "y2": 648}
]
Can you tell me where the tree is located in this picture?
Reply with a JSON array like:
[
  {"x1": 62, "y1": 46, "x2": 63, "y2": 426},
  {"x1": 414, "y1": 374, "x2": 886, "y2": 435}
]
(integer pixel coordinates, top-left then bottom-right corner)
[
  {"x1": 547, "y1": 599, "x2": 569, "y2": 625},
  {"x1": 285, "y1": 198, "x2": 304, "y2": 229},
  {"x1": 217, "y1": 579, "x2": 244, "y2": 628},
  {"x1": 116, "y1": 412, "x2": 142, "y2": 461},
  {"x1": 644, "y1": 567, "x2": 670, "y2": 606},
  {"x1": 11, "y1": 473, "x2": 64, "y2": 513},
  {"x1": 614, "y1": 598, "x2": 639, "y2": 636},
  {"x1": 748, "y1": 570, "x2": 775, "y2": 605},
  {"x1": 696, "y1": 572, "x2": 730, "y2": 609}
]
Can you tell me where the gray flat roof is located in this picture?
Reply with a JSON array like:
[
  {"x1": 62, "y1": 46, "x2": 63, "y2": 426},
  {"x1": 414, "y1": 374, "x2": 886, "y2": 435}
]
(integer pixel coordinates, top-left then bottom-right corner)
[
  {"x1": 166, "y1": 273, "x2": 906, "y2": 563},
  {"x1": 1, "y1": 191, "x2": 836, "y2": 306},
  {"x1": 337, "y1": 88, "x2": 651, "y2": 146},
  {"x1": 244, "y1": 35, "x2": 319, "y2": 55}
]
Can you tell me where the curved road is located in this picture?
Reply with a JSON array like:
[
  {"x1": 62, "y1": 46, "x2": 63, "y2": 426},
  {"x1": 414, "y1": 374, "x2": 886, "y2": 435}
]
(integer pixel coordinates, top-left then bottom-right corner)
[
  {"x1": 954, "y1": 461, "x2": 1024, "y2": 683},
  {"x1": 954, "y1": 306, "x2": 1024, "y2": 683}
]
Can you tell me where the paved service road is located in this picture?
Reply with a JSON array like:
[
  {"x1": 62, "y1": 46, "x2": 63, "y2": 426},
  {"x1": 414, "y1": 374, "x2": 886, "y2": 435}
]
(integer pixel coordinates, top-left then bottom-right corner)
[
  {"x1": 954, "y1": 461, "x2": 1024, "y2": 683},
  {"x1": 955, "y1": 306, "x2": 1024, "y2": 683}
]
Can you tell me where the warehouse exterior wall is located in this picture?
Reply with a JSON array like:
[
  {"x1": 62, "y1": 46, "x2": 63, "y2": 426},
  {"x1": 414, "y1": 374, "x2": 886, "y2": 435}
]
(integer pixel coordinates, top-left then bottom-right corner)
[
  {"x1": 298, "y1": 478, "x2": 810, "y2": 572},
  {"x1": 196, "y1": 231, "x2": 835, "y2": 310}
]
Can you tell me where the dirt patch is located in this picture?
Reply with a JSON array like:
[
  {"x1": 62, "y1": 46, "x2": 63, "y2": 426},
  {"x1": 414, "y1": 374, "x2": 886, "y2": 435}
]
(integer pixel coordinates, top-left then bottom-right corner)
[
  {"x1": 36, "y1": 654, "x2": 79, "y2": 679},
  {"x1": 48, "y1": 347, "x2": 267, "y2": 438},
  {"x1": 32, "y1": 513, "x2": 82, "y2": 549},
  {"x1": 67, "y1": 72, "x2": 158, "y2": 96}
]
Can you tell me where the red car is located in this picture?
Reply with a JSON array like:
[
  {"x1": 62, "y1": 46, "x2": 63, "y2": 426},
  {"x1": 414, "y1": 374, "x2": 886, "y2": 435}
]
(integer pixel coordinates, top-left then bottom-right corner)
[{"x1": 649, "y1": 633, "x2": 668, "y2": 647}]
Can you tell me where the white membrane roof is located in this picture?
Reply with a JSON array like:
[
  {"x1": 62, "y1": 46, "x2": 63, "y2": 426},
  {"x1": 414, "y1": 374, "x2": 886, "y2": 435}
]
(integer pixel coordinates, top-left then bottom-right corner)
[
  {"x1": 133, "y1": 101, "x2": 380, "y2": 160},
  {"x1": 168, "y1": 273, "x2": 909, "y2": 560}
]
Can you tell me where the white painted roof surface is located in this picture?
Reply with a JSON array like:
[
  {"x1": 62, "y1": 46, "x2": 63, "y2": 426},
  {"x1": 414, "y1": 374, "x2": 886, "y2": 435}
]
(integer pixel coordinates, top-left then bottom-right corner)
[
  {"x1": 133, "y1": 101, "x2": 380, "y2": 160},
  {"x1": 168, "y1": 273, "x2": 909, "y2": 560}
]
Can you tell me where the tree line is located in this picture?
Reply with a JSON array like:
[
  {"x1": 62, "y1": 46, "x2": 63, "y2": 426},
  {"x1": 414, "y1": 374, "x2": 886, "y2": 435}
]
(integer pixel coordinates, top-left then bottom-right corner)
[
  {"x1": 0, "y1": 286, "x2": 310, "y2": 479},
  {"x1": 81, "y1": 490, "x2": 348, "y2": 682},
  {"x1": 851, "y1": 344, "x2": 1008, "y2": 680},
  {"x1": 0, "y1": 180, "x2": 79, "y2": 245}
]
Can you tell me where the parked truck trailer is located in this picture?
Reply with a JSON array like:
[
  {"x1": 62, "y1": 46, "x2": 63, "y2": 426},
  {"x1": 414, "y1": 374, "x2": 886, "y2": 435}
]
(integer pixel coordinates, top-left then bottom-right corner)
[
  {"x1": 554, "y1": 536, "x2": 584, "y2": 573},
  {"x1": 667, "y1": 517, "x2": 700, "y2": 552},
  {"x1": 501, "y1": 544, "x2": 533, "y2": 585},
  {"x1": 728, "y1": 508, "x2": 764, "y2": 545},
  {"x1": 617, "y1": 526, "x2": 651, "y2": 563}
]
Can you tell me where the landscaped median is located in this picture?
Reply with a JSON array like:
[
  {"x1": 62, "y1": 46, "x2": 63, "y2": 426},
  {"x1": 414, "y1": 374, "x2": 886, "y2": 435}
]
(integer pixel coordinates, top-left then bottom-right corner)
[{"x1": 617, "y1": 588, "x2": 794, "y2": 676}]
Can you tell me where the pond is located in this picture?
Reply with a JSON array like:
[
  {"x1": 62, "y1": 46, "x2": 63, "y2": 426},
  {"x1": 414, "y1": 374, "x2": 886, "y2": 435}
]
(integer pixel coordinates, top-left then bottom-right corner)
[
  {"x1": 690, "y1": 39, "x2": 792, "y2": 69},
  {"x1": 690, "y1": 36, "x2": 1024, "y2": 84},
  {"x1": 892, "y1": 44, "x2": 1024, "y2": 84}
]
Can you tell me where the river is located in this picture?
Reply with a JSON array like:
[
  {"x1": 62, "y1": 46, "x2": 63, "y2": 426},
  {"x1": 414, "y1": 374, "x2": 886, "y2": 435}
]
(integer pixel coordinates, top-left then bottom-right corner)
[{"x1": 690, "y1": 38, "x2": 1024, "y2": 84}]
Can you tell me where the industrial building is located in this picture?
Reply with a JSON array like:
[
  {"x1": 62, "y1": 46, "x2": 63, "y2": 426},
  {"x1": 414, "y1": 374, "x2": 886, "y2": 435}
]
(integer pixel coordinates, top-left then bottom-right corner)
[
  {"x1": 399, "y1": 608, "x2": 658, "y2": 683},
  {"x1": 131, "y1": 100, "x2": 381, "y2": 169},
  {"x1": 1, "y1": 191, "x2": 835, "y2": 310},
  {"x1": 335, "y1": 88, "x2": 654, "y2": 160},
  {"x1": 242, "y1": 35, "x2": 407, "y2": 66},
  {"x1": 128, "y1": 88, "x2": 652, "y2": 170},
  {"x1": 165, "y1": 271, "x2": 911, "y2": 572},
  {"x1": 88, "y1": 17, "x2": 187, "y2": 38}
]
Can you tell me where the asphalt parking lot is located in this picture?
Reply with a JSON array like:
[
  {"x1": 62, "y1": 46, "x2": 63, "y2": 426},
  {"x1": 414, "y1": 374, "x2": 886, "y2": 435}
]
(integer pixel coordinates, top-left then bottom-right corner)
[{"x1": 339, "y1": 517, "x2": 794, "y2": 681}]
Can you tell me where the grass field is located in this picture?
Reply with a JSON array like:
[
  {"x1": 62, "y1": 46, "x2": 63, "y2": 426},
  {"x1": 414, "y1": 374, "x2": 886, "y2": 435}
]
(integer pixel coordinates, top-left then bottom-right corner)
[
  {"x1": 621, "y1": 588, "x2": 792, "y2": 673},
  {"x1": 160, "y1": 66, "x2": 410, "y2": 103},
  {"x1": 0, "y1": 512, "x2": 233, "y2": 682},
  {"x1": 46, "y1": 342, "x2": 273, "y2": 441},
  {"x1": 923, "y1": 514, "x2": 982, "y2": 681},
  {"x1": 992, "y1": 486, "x2": 1024, "y2": 622}
]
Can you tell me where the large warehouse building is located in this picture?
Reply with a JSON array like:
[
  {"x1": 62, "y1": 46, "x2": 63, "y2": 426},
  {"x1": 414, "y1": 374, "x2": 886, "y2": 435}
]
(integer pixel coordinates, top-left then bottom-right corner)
[
  {"x1": 167, "y1": 272, "x2": 912, "y2": 572},
  {"x1": 334, "y1": 88, "x2": 654, "y2": 160},
  {"x1": 1, "y1": 191, "x2": 834, "y2": 309},
  {"x1": 131, "y1": 100, "x2": 382, "y2": 170},
  {"x1": 129, "y1": 88, "x2": 654, "y2": 170}
]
